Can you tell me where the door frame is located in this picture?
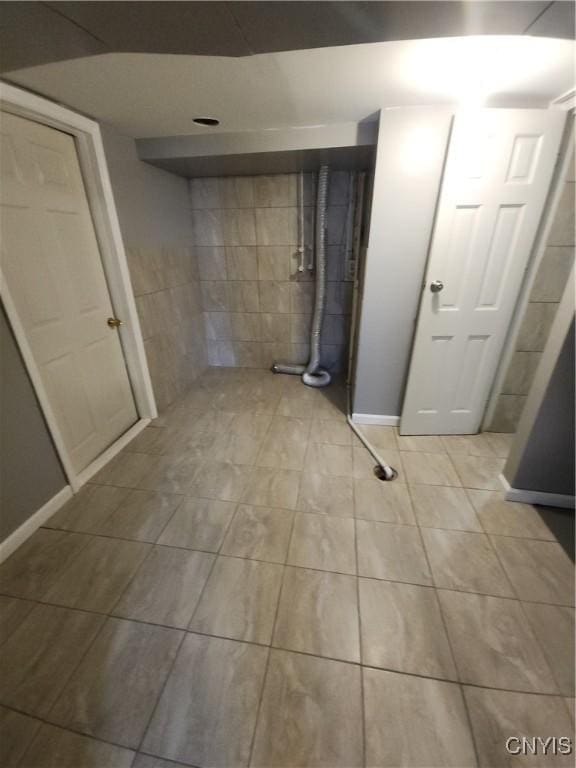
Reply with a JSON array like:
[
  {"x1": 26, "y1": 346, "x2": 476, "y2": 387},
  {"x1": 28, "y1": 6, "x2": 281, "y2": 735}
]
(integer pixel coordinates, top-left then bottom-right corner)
[
  {"x1": 482, "y1": 96, "x2": 574, "y2": 431},
  {"x1": 0, "y1": 82, "x2": 157, "y2": 491}
]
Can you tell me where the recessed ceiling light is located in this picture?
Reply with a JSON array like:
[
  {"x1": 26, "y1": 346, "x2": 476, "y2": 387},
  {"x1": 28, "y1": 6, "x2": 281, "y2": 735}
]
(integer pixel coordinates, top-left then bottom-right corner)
[{"x1": 193, "y1": 117, "x2": 220, "y2": 126}]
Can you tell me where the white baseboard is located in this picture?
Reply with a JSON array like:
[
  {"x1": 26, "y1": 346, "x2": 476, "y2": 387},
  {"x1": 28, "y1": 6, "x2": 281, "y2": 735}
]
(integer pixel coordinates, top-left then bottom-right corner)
[
  {"x1": 505, "y1": 486, "x2": 575, "y2": 510},
  {"x1": 0, "y1": 485, "x2": 73, "y2": 564},
  {"x1": 351, "y1": 413, "x2": 400, "y2": 427}
]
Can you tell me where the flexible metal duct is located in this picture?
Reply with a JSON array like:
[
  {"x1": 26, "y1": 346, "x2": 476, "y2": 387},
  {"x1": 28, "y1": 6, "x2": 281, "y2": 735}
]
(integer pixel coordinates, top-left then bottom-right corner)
[
  {"x1": 302, "y1": 164, "x2": 331, "y2": 388},
  {"x1": 271, "y1": 165, "x2": 331, "y2": 384}
]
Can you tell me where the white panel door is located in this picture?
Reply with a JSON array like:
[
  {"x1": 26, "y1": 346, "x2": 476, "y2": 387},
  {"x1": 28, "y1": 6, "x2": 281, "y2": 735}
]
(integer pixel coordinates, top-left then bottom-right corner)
[
  {"x1": 0, "y1": 111, "x2": 138, "y2": 472},
  {"x1": 401, "y1": 109, "x2": 565, "y2": 435}
]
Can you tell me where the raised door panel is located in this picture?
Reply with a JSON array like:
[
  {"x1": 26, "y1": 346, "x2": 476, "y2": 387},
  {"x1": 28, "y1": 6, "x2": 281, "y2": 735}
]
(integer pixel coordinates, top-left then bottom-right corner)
[{"x1": 401, "y1": 109, "x2": 565, "y2": 435}]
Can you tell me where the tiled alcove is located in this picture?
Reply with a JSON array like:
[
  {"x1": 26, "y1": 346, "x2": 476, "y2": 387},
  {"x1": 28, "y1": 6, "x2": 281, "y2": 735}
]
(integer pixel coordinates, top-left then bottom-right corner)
[{"x1": 189, "y1": 173, "x2": 355, "y2": 373}]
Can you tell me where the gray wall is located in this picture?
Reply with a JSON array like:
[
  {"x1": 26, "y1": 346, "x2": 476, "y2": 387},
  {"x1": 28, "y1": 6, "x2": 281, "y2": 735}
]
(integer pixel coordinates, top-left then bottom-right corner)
[
  {"x1": 101, "y1": 124, "x2": 207, "y2": 411},
  {"x1": 507, "y1": 319, "x2": 574, "y2": 497},
  {"x1": 0, "y1": 306, "x2": 67, "y2": 542},
  {"x1": 352, "y1": 108, "x2": 452, "y2": 417},
  {"x1": 505, "y1": 261, "x2": 575, "y2": 500}
]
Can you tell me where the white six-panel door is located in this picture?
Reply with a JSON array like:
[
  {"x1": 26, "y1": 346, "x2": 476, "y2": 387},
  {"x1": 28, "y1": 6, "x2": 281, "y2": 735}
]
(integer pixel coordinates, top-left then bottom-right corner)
[
  {"x1": 400, "y1": 109, "x2": 565, "y2": 435},
  {"x1": 0, "y1": 111, "x2": 138, "y2": 472}
]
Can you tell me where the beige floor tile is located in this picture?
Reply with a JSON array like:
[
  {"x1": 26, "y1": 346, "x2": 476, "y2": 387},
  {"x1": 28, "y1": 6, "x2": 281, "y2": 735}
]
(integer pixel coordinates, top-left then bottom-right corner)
[
  {"x1": 209, "y1": 430, "x2": 264, "y2": 465},
  {"x1": 43, "y1": 537, "x2": 150, "y2": 613},
  {"x1": 241, "y1": 466, "x2": 301, "y2": 509},
  {"x1": 305, "y1": 442, "x2": 354, "y2": 477},
  {"x1": 565, "y1": 697, "x2": 575, "y2": 720},
  {"x1": 467, "y1": 490, "x2": 559, "y2": 539},
  {"x1": 297, "y1": 473, "x2": 354, "y2": 518},
  {"x1": 401, "y1": 451, "x2": 461, "y2": 487},
  {"x1": 356, "y1": 520, "x2": 432, "y2": 585},
  {"x1": 310, "y1": 389, "x2": 347, "y2": 419},
  {"x1": 273, "y1": 567, "x2": 360, "y2": 662},
  {"x1": 287, "y1": 513, "x2": 356, "y2": 574},
  {"x1": 0, "y1": 596, "x2": 34, "y2": 646},
  {"x1": 22, "y1": 723, "x2": 135, "y2": 768},
  {"x1": 221, "y1": 504, "x2": 293, "y2": 563},
  {"x1": 522, "y1": 602, "x2": 575, "y2": 696},
  {"x1": 422, "y1": 528, "x2": 515, "y2": 597},
  {"x1": 410, "y1": 484, "x2": 482, "y2": 531},
  {"x1": 440, "y1": 433, "x2": 497, "y2": 457},
  {"x1": 491, "y1": 536, "x2": 574, "y2": 606},
  {"x1": 310, "y1": 418, "x2": 353, "y2": 445},
  {"x1": 359, "y1": 579, "x2": 457, "y2": 679},
  {"x1": 180, "y1": 409, "x2": 235, "y2": 436},
  {"x1": 354, "y1": 425, "x2": 398, "y2": 450},
  {"x1": 166, "y1": 429, "x2": 216, "y2": 461},
  {"x1": 0, "y1": 529, "x2": 89, "y2": 600},
  {"x1": 438, "y1": 590, "x2": 557, "y2": 693},
  {"x1": 363, "y1": 668, "x2": 477, "y2": 768},
  {"x1": 92, "y1": 451, "x2": 156, "y2": 488},
  {"x1": 276, "y1": 395, "x2": 317, "y2": 419},
  {"x1": 50, "y1": 618, "x2": 182, "y2": 749},
  {"x1": 132, "y1": 754, "x2": 190, "y2": 768},
  {"x1": 113, "y1": 546, "x2": 214, "y2": 628},
  {"x1": 257, "y1": 416, "x2": 310, "y2": 470},
  {"x1": 46, "y1": 485, "x2": 130, "y2": 534},
  {"x1": 396, "y1": 433, "x2": 445, "y2": 453},
  {"x1": 190, "y1": 556, "x2": 283, "y2": 643},
  {"x1": 482, "y1": 432, "x2": 515, "y2": 458},
  {"x1": 137, "y1": 455, "x2": 201, "y2": 494},
  {"x1": 464, "y1": 687, "x2": 574, "y2": 767},
  {"x1": 142, "y1": 633, "x2": 267, "y2": 767},
  {"x1": 186, "y1": 461, "x2": 248, "y2": 501},
  {"x1": 251, "y1": 650, "x2": 362, "y2": 768},
  {"x1": 125, "y1": 425, "x2": 170, "y2": 454},
  {"x1": 451, "y1": 454, "x2": 506, "y2": 490},
  {"x1": 97, "y1": 489, "x2": 182, "y2": 543},
  {"x1": 0, "y1": 604, "x2": 103, "y2": 717},
  {"x1": 158, "y1": 497, "x2": 236, "y2": 552},
  {"x1": 354, "y1": 478, "x2": 415, "y2": 524},
  {"x1": 0, "y1": 706, "x2": 41, "y2": 768}
]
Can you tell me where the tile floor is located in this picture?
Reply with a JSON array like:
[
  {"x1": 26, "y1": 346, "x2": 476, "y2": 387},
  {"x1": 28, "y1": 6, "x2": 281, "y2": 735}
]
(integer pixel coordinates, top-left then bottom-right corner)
[{"x1": 0, "y1": 368, "x2": 574, "y2": 768}]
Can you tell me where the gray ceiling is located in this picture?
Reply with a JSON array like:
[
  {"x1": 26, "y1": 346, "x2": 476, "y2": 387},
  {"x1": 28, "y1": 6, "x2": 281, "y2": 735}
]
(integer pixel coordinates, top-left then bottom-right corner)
[{"x1": 1, "y1": 1, "x2": 573, "y2": 73}]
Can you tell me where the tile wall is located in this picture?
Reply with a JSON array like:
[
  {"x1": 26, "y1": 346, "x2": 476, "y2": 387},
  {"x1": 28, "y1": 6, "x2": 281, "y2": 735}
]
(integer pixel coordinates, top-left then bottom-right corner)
[
  {"x1": 189, "y1": 172, "x2": 355, "y2": 373},
  {"x1": 490, "y1": 168, "x2": 575, "y2": 432},
  {"x1": 101, "y1": 125, "x2": 208, "y2": 414},
  {"x1": 126, "y1": 246, "x2": 206, "y2": 412}
]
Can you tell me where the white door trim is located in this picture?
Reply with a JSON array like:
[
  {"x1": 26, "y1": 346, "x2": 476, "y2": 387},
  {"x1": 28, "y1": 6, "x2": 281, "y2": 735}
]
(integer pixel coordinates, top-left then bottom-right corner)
[
  {"x1": 482, "y1": 112, "x2": 574, "y2": 431},
  {"x1": 0, "y1": 82, "x2": 157, "y2": 492}
]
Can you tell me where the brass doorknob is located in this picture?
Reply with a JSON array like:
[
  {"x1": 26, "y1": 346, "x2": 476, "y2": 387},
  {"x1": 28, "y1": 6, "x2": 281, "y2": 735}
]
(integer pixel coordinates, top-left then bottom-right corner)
[{"x1": 107, "y1": 317, "x2": 123, "y2": 328}]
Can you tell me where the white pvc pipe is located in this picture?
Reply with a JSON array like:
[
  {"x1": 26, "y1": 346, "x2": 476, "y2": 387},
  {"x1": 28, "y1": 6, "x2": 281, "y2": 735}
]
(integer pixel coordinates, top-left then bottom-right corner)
[{"x1": 346, "y1": 384, "x2": 397, "y2": 481}]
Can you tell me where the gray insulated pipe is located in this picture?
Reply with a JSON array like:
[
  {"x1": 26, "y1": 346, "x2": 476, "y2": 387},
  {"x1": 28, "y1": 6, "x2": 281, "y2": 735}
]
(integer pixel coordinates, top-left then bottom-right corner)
[
  {"x1": 302, "y1": 165, "x2": 331, "y2": 388},
  {"x1": 271, "y1": 165, "x2": 332, "y2": 385}
]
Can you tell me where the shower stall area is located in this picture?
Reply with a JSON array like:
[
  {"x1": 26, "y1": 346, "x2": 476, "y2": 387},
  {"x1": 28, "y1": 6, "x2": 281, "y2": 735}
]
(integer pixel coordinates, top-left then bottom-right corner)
[{"x1": 189, "y1": 169, "x2": 361, "y2": 382}]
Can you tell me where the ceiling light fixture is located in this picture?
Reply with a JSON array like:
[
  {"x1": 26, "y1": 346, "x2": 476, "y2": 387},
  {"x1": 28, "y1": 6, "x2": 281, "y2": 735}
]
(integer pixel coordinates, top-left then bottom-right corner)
[{"x1": 193, "y1": 117, "x2": 220, "y2": 126}]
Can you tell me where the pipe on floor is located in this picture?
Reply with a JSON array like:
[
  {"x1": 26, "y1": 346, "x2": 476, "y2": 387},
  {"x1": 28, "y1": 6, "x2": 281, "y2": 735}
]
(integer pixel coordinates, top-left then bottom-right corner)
[{"x1": 346, "y1": 383, "x2": 398, "y2": 481}]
